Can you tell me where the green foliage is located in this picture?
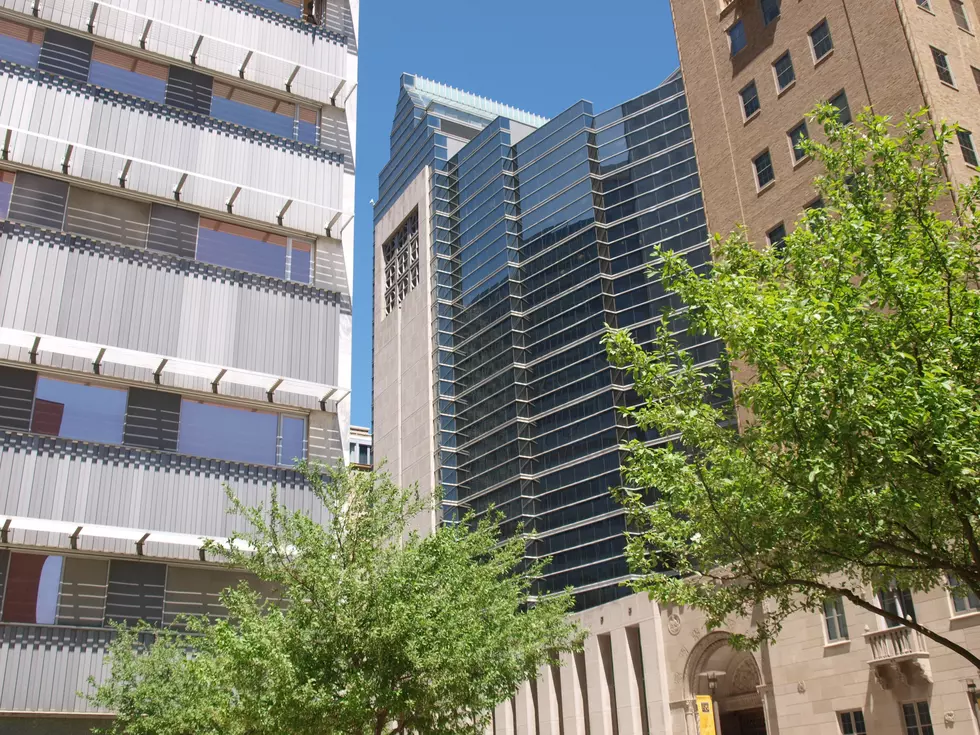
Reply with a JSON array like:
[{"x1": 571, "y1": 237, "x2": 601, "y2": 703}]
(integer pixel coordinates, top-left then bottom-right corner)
[
  {"x1": 89, "y1": 462, "x2": 582, "y2": 735},
  {"x1": 604, "y1": 108, "x2": 980, "y2": 668}
]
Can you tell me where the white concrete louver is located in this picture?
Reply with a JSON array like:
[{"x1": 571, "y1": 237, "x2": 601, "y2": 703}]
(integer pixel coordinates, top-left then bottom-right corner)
[{"x1": 0, "y1": 326, "x2": 351, "y2": 405}]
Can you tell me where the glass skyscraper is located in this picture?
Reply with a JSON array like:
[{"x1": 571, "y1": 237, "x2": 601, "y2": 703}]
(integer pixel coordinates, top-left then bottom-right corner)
[{"x1": 374, "y1": 71, "x2": 725, "y2": 609}]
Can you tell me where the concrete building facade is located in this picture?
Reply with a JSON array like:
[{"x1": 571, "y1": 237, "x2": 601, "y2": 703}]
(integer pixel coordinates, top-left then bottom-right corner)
[{"x1": 0, "y1": 0, "x2": 356, "y2": 729}]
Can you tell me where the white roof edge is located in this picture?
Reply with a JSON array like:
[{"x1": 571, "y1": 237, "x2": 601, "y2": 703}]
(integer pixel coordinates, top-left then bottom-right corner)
[{"x1": 407, "y1": 74, "x2": 550, "y2": 129}]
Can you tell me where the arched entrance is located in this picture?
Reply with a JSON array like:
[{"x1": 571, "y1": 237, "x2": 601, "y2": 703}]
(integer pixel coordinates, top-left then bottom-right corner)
[{"x1": 683, "y1": 632, "x2": 770, "y2": 735}]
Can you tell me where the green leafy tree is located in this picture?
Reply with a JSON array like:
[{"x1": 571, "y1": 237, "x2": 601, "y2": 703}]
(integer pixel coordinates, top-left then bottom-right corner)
[
  {"x1": 89, "y1": 462, "x2": 581, "y2": 734},
  {"x1": 604, "y1": 108, "x2": 980, "y2": 669}
]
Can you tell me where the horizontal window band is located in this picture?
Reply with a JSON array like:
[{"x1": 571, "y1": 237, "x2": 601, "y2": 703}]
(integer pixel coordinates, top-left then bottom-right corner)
[
  {"x1": 0, "y1": 429, "x2": 312, "y2": 486},
  {"x1": 0, "y1": 60, "x2": 343, "y2": 165},
  {"x1": 2, "y1": 220, "x2": 346, "y2": 308},
  {"x1": 202, "y1": 0, "x2": 349, "y2": 45}
]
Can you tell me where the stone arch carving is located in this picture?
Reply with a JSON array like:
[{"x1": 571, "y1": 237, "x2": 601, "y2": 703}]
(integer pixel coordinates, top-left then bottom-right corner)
[{"x1": 681, "y1": 630, "x2": 765, "y2": 700}]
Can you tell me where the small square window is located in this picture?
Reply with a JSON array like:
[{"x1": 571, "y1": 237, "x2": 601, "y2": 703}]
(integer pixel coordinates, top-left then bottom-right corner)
[
  {"x1": 878, "y1": 585, "x2": 917, "y2": 627},
  {"x1": 740, "y1": 81, "x2": 761, "y2": 118},
  {"x1": 774, "y1": 51, "x2": 796, "y2": 91},
  {"x1": 789, "y1": 121, "x2": 809, "y2": 162},
  {"x1": 958, "y1": 130, "x2": 979, "y2": 166},
  {"x1": 949, "y1": 575, "x2": 980, "y2": 614},
  {"x1": 830, "y1": 90, "x2": 852, "y2": 125},
  {"x1": 729, "y1": 20, "x2": 747, "y2": 56},
  {"x1": 916, "y1": 0, "x2": 932, "y2": 8},
  {"x1": 810, "y1": 20, "x2": 834, "y2": 61},
  {"x1": 767, "y1": 223, "x2": 786, "y2": 248},
  {"x1": 823, "y1": 597, "x2": 849, "y2": 641},
  {"x1": 931, "y1": 46, "x2": 955, "y2": 85},
  {"x1": 754, "y1": 150, "x2": 775, "y2": 188},
  {"x1": 951, "y1": 0, "x2": 971, "y2": 30},
  {"x1": 839, "y1": 710, "x2": 867, "y2": 735},
  {"x1": 806, "y1": 196, "x2": 824, "y2": 211},
  {"x1": 902, "y1": 701, "x2": 935, "y2": 735},
  {"x1": 760, "y1": 0, "x2": 780, "y2": 25}
]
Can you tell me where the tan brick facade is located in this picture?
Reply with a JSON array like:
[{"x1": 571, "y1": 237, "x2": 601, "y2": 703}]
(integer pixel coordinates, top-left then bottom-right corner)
[{"x1": 671, "y1": 0, "x2": 980, "y2": 245}]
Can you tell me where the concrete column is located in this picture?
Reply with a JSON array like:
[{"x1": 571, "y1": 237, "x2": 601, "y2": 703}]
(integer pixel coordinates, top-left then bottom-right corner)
[
  {"x1": 587, "y1": 633, "x2": 618, "y2": 735},
  {"x1": 639, "y1": 614, "x2": 671, "y2": 735},
  {"x1": 495, "y1": 698, "x2": 517, "y2": 735},
  {"x1": 611, "y1": 627, "x2": 643, "y2": 735},
  {"x1": 537, "y1": 664, "x2": 563, "y2": 735},
  {"x1": 559, "y1": 650, "x2": 589, "y2": 735},
  {"x1": 516, "y1": 680, "x2": 538, "y2": 735},
  {"x1": 682, "y1": 700, "x2": 697, "y2": 735}
]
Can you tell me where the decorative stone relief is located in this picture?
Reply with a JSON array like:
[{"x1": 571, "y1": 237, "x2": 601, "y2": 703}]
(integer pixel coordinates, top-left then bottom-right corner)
[
  {"x1": 668, "y1": 614, "x2": 682, "y2": 636},
  {"x1": 382, "y1": 209, "x2": 420, "y2": 316},
  {"x1": 797, "y1": 681, "x2": 806, "y2": 694}
]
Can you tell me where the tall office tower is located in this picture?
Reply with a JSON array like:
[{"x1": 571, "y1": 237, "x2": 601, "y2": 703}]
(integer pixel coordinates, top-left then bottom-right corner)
[
  {"x1": 373, "y1": 72, "x2": 723, "y2": 607},
  {"x1": 670, "y1": 0, "x2": 980, "y2": 245},
  {"x1": 0, "y1": 0, "x2": 356, "y2": 730}
]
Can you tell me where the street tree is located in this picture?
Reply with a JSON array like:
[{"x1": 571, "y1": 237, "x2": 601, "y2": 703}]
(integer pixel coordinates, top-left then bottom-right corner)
[
  {"x1": 89, "y1": 461, "x2": 581, "y2": 735},
  {"x1": 604, "y1": 108, "x2": 980, "y2": 669}
]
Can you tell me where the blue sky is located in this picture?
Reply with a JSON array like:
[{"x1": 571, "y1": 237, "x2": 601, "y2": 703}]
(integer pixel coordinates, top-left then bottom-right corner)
[{"x1": 350, "y1": 0, "x2": 680, "y2": 428}]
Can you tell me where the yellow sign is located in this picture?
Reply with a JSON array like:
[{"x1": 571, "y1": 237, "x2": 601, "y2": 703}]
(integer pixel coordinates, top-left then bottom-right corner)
[{"x1": 696, "y1": 695, "x2": 717, "y2": 735}]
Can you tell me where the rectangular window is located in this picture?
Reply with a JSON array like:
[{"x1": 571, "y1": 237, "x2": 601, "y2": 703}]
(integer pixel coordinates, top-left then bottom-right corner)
[
  {"x1": 902, "y1": 701, "x2": 935, "y2": 735},
  {"x1": 0, "y1": 364, "x2": 37, "y2": 432},
  {"x1": 297, "y1": 106, "x2": 319, "y2": 145},
  {"x1": 957, "y1": 129, "x2": 979, "y2": 166},
  {"x1": 0, "y1": 169, "x2": 14, "y2": 218},
  {"x1": 359, "y1": 444, "x2": 370, "y2": 466},
  {"x1": 949, "y1": 575, "x2": 980, "y2": 614},
  {"x1": 774, "y1": 51, "x2": 795, "y2": 91},
  {"x1": 124, "y1": 388, "x2": 182, "y2": 453},
  {"x1": 760, "y1": 0, "x2": 780, "y2": 24},
  {"x1": 212, "y1": 81, "x2": 296, "y2": 139},
  {"x1": 839, "y1": 710, "x2": 867, "y2": 735},
  {"x1": 973, "y1": 66, "x2": 980, "y2": 93},
  {"x1": 1, "y1": 552, "x2": 63, "y2": 624},
  {"x1": 104, "y1": 560, "x2": 166, "y2": 627},
  {"x1": 57, "y1": 557, "x2": 109, "y2": 626},
  {"x1": 64, "y1": 186, "x2": 151, "y2": 250},
  {"x1": 8, "y1": 171, "x2": 68, "y2": 231},
  {"x1": 767, "y1": 223, "x2": 786, "y2": 249},
  {"x1": 146, "y1": 203, "x2": 200, "y2": 260},
  {"x1": 165, "y1": 65, "x2": 213, "y2": 115},
  {"x1": 823, "y1": 597, "x2": 849, "y2": 641},
  {"x1": 197, "y1": 218, "x2": 311, "y2": 282},
  {"x1": 177, "y1": 399, "x2": 305, "y2": 467},
  {"x1": 753, "y1": 150, "x2": 775, "y2": 188},
  {"x1": 740, "y1": 81, "x2": 761, "y2": 119},
  {"x1": 807, "y1": 196, "x2": 825, "y2": 211},
  {"x1": 0, "y1": 17, "x2": 43, "y2": 68},
  {"x1": 916, "y1": 0, "x2": 932, "y2": 8},
  {"x1": 32, "y1": 377, "x2": 127, "y2": 444},
  {"x1": 951, "y1": 0, "x2": 971, "y2": 30},
  {"x1": 931, "y1": 47, "x2": 955, "y2": 85},
  {"x1": 830, "y1": 90, "x2": 852, "y2": 125},
  {"x1": 789, "y1": 121, "x2": 809, "y2": 162},
  {"x1": 88, "y1": 46, "x2": 167, "y2": 102},
  {"x1": 810, "y1": 20, "x2": 834, "y2": 61},
  {"x1": 728, "y1": 20, "x2": 747, "y2": 56},
  {"x1": 37, "y1": 29, "x2": 92, "y2": 83},
  {"x1": 878, "y1": 586, "x2": 917, "y2": 627}
]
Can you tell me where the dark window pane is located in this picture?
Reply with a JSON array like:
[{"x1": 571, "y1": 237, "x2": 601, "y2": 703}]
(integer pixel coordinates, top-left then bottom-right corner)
[
  {"x1": 124, "y1": 388, "x2": 181, "y2": 452},
  {"x1": 830, "y1": 91, "x2": 852, "y2": 125},
  {"x1": 88, "y1": 46, "x2": 167, "y2": 102},
  {"x1": 178, "y1": 399, "x2": 278, "y2": 465},
  {"x1": 853, "y1": 710, "x2": 867, "y2": 735},
  {"x1": 0, "y1": 17, "x2": 43, "y2": 68},
  {"x1": 767, "y1": 224, "x2": 786, "y2": 249},
  {"x1": 972, "y1": 66, "x2": 980, "y2": 94},
  {"x1": 105, "y1": 560, "x2": 166, "y2": 627},
  {"x1": 840, "y1": 712, "x2": 855, "y2": 735},
  {"x1": 38, "y1": 29, "x2": 92, "y2": 83},
  {"x1": 8, "y1": 171, "x2": 68, "y2": 230},
  {"x1": 165, "y1": 65, "x2": 213, "y2": 115},
  {"x1": 774, "y1": 52, "x2": 795, "y2": 90},
  {"x1": 951, "y1": 0, "x2": 971, "y2": 30},
  {"x1": 916, "y1": 0, "x2": 931, "y2": 7},
  {"x1": 728, "y1": 20, "x2": 746, "y2": 55},
  {"x1": 957, "y1": 130, "x2": 978, "y2": 166},
  {"x1": 32, "y1": 377, "x2": 127, "y2": 444},
  {"x1": 931, "y1": 47, "x2": 954, "y2": 85},
  {"x1": 761, "y1": 0, "x2": 780, "y2": 24},
  {"x1": 196, "y1": 218, "x2": 288, "y2": 279},
  {"x1": 279, "y1": 415, "x2": 306, "y2": 466},
  {"x1": 789, "y1": 121, "x2": 808, "y2": 162},
  {"x1": 0, "y1": 364, "x2": 37, "y2": 432},
  {"x1": 740, "y1": 82, "x2": 760, "y2": 118},
  {"x1": 65, "y1": 186, "x2": 150, "y2": 249},
  {"x1": 810, "y1": 20, "x2": 833, "y2": 60},
  {"x1": 147, "y1": 203, "x2": 199, "y2": 259},
  {"x1": 754, "y1": 150, "x2": 774, "y2": 187}
]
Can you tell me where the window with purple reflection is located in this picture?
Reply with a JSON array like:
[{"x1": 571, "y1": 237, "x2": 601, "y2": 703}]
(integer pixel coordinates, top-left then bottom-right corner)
[
  {"x1": 0, "y1": 170, "x2": 13, "y2": 218},
  {"x1": 279, "y1": 415, "x2": 306, "y2": 466},
  {"x1": 177, "y1": 400, "x2": 278, "y2": 466},
  {"x1": 289, "y1": 238, "x2": 312, "y2": 284},
  {"x1": 196, "y1": 218, "x2": 288, "y2": 279},
  {"x1": 32, "y1": 377, "x2": 126, "y2": 444}
]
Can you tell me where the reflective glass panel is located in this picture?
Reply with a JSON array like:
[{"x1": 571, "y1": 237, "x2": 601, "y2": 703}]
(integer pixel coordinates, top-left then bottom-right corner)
[
  {"x1": 728, "y1": 20, "x2": 747, "y2": 56},
  {"x1": 32, "y1": 377, "x2": 126, "y2": 444},
  {"x1": 88, "y1": 47, "x2": 167, "y2": 102},
  {"x1": 211, "y1": 82, "x2": 295, "y2": 139},
  {"x1": 197, "y1": 218, "x2": 288, "y2": 279},
  {"x1": 0, "y1": 170, "x2": 13, "y2": 218},
  {"x1": 289, "y1": 239, "x2": 313, "y2": 284},
  {"x1": 279, "y1": 415, "x2": 305, "y2": 467},
  {"x1": 178, "y1": 399, "x2": 278, "y2": 465},
  {"x1": 0, "y1": 18, "x2": 42, "y2": 68},
  {"x1": 1, "y1": 553, "x2": 63, "y2": 624}
]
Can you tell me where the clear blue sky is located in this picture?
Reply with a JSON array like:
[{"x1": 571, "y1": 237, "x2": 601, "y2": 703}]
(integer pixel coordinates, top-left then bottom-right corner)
[{"x1": 350, "y1": 0, "x2": 680, "y2": 428}]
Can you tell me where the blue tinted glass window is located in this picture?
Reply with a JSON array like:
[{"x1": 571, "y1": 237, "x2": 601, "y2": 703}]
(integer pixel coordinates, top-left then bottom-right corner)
[
  {"x1": 211, "y1": 82, "x2": 296, "y2": 140},
  {"x1": 279, "y1": 415, "x2": 305, "y2": 466},
  {"x1": 297, "y1": 107, "x2": 319, "y2": 145},
  {"x1": 761, "y1": 0, "x2": 781, "y2": 24},
  {"x1": 289, "y1": 239, "x2": 312, "y2": 284},
  {"x1": 197, "y1": 219, "x2": 287, "y2": 279},
  {"x1": 0, "y1": 172, "x2": 13, "y2": 218},
  {"x1": 244, "y1": 0, "x2": 302, "y2": 18},
  {"x1": 774, "y1": 52, "x2": 796, "y2": 90},
  {"x1": 178, "y1": 400, "x2": 278, "y2": 465},
  {"x1": 728, "y1": 20, "x2": 747, "y2": 56},
  {"x1": 88, "y1": 47, "x2": 167, "y2": 102},
  {"x1": 32, "y1": 377, "x2": 126, "y2": 444},
  {"x1": 0, "y1": 20, "x2": 42, "y2": 68}
]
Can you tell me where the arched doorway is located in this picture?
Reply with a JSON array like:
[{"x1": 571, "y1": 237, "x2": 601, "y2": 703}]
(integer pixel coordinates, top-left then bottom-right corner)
[{"x1": 683, "y1": 632, "x2": 770, "y2": 735}]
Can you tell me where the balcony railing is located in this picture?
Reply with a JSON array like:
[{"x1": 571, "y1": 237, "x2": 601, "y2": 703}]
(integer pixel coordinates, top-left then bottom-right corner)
[{"x1": 864, "y1": 625, "x2": 932, "y2": 688}]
